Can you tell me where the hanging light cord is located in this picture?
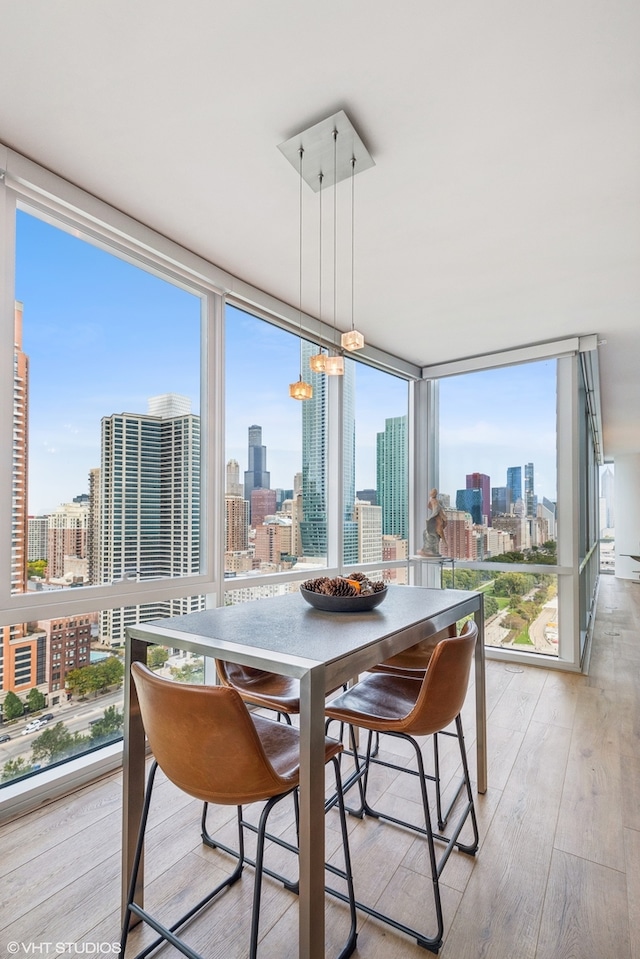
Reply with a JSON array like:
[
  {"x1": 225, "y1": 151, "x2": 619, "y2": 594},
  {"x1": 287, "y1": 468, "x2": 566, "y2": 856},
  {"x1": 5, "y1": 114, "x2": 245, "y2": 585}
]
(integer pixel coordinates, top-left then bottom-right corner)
[
  {"x1": 318, "y1": 172, "x2": 323, "y2": 330},
  {"x1": 333, "y1": 128, "x2": 338, "y2": 347},
  {"x1": 351, "y1": 155, "x2": 356, "y2": 333},
  {"x1": 298, "y1": 145, "x2": 304, "y2": 378}
]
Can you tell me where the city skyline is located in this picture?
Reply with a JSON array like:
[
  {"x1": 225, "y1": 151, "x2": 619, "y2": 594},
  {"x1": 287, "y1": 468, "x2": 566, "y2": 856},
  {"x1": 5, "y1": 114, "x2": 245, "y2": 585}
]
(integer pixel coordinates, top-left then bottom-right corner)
[{"x1": 18, "y1": 207, "x2": 556, "y2": 519}]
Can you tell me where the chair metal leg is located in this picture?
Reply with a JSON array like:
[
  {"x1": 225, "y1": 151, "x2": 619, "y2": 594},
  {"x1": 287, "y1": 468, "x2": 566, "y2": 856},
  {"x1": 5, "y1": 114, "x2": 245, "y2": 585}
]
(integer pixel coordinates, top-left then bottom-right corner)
[
  {"x1": 328, "y1": 717, "x2": 479, "y2": 953},
  {"x1": 121, "y1": 764, "x2": 245, "y2": 959}
]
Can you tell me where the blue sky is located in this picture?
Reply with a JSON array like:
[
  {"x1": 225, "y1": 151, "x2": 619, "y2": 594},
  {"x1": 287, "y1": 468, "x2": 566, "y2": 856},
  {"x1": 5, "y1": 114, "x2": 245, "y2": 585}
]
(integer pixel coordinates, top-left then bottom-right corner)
[{"x1": 17, "y1": 208, "x2": 556, "y2": 516}]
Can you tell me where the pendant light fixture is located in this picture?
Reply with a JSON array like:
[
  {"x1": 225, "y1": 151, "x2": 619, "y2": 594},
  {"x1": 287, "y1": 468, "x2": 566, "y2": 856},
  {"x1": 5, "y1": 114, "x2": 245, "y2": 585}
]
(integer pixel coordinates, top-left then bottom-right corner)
[
  {"x1": 341, "y1": 156, "x2": 365, "y2": 352},
  {"x1": 278, "y1": 110, "x2": 374, "y2": 379},
  {"x1": 309, "y1": 171, "x2": 327, "y2": 373},
  {"x1": 289, "y1": 145, "x2": 313, "y2": 401},
  {"x1": 324, "y1": 128, "x2": 345, "y2": 376}
]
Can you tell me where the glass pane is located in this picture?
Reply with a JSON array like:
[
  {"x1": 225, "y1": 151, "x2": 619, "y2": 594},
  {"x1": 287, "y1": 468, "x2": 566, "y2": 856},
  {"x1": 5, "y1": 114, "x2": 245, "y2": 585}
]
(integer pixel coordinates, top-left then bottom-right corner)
[
  {"x1": 437, "y1": 361, "x2": 558, "y2": 562},
  {"x1": 14, "y1": 207, "x2": 203, "y2": 599},
  {"x1": 437, "y1": 360, "x2": 558, "y2": 655},
  {"x1": 600, "y1": 464, "x2": 615, "y2": 573},
  {"x1": 351, "y1": 362, "x2": 409, "y2": 582},
  {"x1": 0, "y1": 599, "x2": 204, "y2": 786},
  {"x1": 225, "y1": 306, "x2": 328, "y2": 577}
]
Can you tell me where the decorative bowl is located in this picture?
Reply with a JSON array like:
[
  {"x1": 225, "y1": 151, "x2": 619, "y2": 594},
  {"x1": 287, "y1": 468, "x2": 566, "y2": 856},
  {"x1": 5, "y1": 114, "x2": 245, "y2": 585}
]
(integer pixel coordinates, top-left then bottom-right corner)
[{"x1": 300, "y1": 586, "x2": 388, "y2": 612}]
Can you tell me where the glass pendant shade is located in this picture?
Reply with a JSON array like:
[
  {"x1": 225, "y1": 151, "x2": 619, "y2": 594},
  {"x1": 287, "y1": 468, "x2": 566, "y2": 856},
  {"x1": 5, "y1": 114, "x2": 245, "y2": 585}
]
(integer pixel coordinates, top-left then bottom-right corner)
[
  {"x1": 309, "y1": 352, "x2": 327, "y2": 372},
  {"x1": 324, "y1": 355, "x2": 345, "y2": 376},
  {"x1": 341, "y1": 329, "x2": 365, "y2": 351},
  {"x1": 289, "y1": 378, "x2": 313, "y2": 400}
]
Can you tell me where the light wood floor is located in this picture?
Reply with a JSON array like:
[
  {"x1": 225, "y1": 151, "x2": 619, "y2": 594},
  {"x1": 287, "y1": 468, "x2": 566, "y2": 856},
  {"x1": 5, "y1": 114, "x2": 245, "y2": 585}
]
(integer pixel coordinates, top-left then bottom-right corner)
[{"x1": 1, "y1": 575, "x2": 638, "y2": 959}]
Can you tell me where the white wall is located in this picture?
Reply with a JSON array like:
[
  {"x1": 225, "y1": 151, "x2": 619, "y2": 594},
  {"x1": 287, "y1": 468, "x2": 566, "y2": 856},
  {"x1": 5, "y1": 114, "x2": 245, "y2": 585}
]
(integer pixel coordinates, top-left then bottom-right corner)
[{"x1": 614, "y1": 453, "x2": 640, "y2": 580}]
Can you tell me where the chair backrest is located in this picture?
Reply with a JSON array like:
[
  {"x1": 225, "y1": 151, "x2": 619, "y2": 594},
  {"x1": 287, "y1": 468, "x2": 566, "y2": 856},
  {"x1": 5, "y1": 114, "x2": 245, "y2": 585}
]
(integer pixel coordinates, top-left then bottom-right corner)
[
  {"x1": 376, "y1": 622, "x2": 457, "y2": 672},
  {"x1": 398, "y1": 620, "x2": 478, "y2": 737},
  {"x1": 130, "y1": 662, "x2": 296, "y2": 805}
]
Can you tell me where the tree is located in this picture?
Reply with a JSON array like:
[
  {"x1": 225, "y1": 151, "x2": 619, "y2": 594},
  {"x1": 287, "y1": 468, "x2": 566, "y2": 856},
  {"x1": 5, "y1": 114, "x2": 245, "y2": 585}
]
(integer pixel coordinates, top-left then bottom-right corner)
[
  {"x1": 3, "y1": 690, "x2": 24, "y2": 721},
  {"x1": 493, "y1": 572, "x2": 534, "y2": 598},
  {"x1": 99, "y1": 656, "x2": 124, "y2": 687},
  {"x1": 27, "y1": 559, "x2": 47, "y2": 578},
  {"x1": 170, "y1": 659, "x2": 204, "y2": 684},
  {"x1": 483, "y1": 595, "x2": 499, "y2": 619},
  {"x1": 27, "y1": 687, "x2": 46, "y2": 713},
  {"x1": 66, "y1": 666, "x2": 92, "y2": 700},
  {"x1": 2, "y1": 757, "x2": 35, "y2": 782},
  {"x1": 89, "y1": 706, "x2": 124, "y2": 743},
  {"x1": 31, "y1": 722, "x2": 89, "y2": 764},
  {"x1": 147, "y1": 646, "x2": 169, "y2": 669}
]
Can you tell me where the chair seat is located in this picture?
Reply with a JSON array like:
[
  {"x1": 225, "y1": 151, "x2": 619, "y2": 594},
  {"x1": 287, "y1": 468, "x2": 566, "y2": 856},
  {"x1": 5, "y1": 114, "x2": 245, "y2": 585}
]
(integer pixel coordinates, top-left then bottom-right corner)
[
  {"x1": 218, "y1": 662, "x2": 302, "y2": 712},
  {"x1": 252, "y1": 712, "x2": 342, "y2": 781},
  {"x1": 326, "y1": 674, "x2": 424, "y2": 730}
]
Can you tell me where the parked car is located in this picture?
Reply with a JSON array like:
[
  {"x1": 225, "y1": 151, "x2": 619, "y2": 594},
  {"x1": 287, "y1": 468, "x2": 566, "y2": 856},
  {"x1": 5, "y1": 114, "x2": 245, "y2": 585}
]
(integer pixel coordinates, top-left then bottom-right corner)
[
  {"x1": 22, "y1": 719, "x2": 43, "y2": 735},
  {"x1": 0, "y1": 733, "x2": 10, "y2": 744}
]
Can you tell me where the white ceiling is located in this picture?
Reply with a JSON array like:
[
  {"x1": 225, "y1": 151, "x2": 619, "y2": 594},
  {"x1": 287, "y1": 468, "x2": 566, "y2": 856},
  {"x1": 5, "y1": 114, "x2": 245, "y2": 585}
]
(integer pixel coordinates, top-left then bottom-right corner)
[{"x1": 1, "y1": 1, "x2": 639, "y2": 457}]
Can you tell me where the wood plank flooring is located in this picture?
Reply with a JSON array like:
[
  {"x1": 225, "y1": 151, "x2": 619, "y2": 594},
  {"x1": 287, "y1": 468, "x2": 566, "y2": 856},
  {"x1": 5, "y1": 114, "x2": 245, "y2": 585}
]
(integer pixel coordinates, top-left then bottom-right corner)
[{"x1": 0, "y1": 575, "x2": 638, "y2": 959}]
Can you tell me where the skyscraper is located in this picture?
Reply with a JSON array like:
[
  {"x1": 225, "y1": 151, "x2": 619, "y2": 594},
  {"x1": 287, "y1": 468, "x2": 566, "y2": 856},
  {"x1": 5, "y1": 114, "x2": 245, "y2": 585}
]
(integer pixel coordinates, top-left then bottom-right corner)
[
  {"x1": 99, "y1": 393, "x2": 202, "y2": 645},
  {"x1": 601, "y1": 467, "x2": 614, "y2": 529},
  {"x1": 48, "y1": 500, "x2": 89, "y2": 581},
  {"x1": 524, "y1": 462, "x2": 534, "y2": 517},
  {"x1": 244, "y1": 425, "x2": 270, "y2": 520},
  {"x1": 466, "y1": 472, "x2": 491, "y2": 525},
  {"x1": 299, "y1": 341, "x2": 357, "y2": 562},
  {"x1": 226, "y1": 458, "x2": 243, "y2": 496},
  {"x1": 491, "y1": 486, "x2": 510, "y2": 516},
  {"x1": 506, "y1": 466, "x2": 522, "y2": 509},
  {"x1": 2, "y1": 302, "x2": 45, "y2": 701},
  {"x1": 376, "y1": 415, "x2": 408, "y2": 539},
  {"x1": 456, "y1": 488, "x2": 483, "y2": 525}
]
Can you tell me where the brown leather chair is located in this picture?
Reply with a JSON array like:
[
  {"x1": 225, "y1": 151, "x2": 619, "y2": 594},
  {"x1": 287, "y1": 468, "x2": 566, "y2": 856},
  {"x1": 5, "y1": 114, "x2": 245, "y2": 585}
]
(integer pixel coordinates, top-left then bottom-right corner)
[
  {"x1": 367, "y1": 621, "x2": 457, "y2": 827},
  {"x1": 324, "y1": 621, "x2": 479, "y2": 953},
  {"x1": 215, "y1": 660, "x2": 302, "y2": 720},
  {"x1": 121, "y1": 662, "x2": 357, "y2": 959}
]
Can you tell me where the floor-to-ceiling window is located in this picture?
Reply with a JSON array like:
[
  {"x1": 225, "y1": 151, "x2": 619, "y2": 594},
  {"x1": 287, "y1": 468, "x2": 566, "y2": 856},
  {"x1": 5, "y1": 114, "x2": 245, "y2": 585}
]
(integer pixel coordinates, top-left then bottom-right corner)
[
  {"x1": 1, "y1": 195, "x2": 210, "y2": 791},
  {"x1": 436, "y1": 359, "x2": 559, "y2": 657},
  {"x1": 349, "y1": 360, "x2": 409, "y2": 583}
]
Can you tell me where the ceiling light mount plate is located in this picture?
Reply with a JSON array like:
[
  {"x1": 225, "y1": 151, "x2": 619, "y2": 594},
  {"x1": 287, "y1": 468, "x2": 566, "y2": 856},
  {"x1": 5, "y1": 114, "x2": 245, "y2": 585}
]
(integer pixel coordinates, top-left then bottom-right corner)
[{"x1": 278, "y1": 110, "x2": 374, "y2": 191}]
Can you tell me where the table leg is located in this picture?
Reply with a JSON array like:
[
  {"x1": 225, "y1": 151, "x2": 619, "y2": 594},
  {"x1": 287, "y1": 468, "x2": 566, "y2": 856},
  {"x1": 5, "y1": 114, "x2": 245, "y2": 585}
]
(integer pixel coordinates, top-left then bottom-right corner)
[
  {"x1": 298, "y1": 667, "x2": 328, "y2": 959},
  {"x1": 474, "y1": 597, "x2": 487, "y2": 794},
  {"x1": 122, "y1": 636, "x2": 148, "y2": 924}
]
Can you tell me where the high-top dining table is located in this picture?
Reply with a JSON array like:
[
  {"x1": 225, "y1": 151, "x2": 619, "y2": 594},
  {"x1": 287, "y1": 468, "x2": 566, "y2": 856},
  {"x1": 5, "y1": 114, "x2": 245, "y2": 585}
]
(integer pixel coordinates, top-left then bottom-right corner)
[{"x1": 123, "y1": 584, "x2": 485, "y2": 959}]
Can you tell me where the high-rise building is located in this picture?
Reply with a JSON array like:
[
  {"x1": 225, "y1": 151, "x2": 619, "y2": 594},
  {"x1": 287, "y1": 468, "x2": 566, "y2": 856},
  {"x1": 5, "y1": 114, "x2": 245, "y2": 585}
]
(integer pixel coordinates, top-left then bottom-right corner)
[
  {"x1": 99, "y1": 393, "x2": 202, "y2": 646},
  {"x1": 88, "y1": 467, "x2": 101, "y2": 585},
  {"x1": 524, "y1": 462, "x2": 535, "y2": 517},
  {"x1": 539, "y1": 498, "x2": 557, "y2": 541},
  {"x1": 466, "y1": 472, "x2": 491, "y2": 524},
  {"x1": 356, "y1": 488, "x2": 377, "y2": 505},
  {"x1": 12, "y1": 302, "x2": 28, "y2": 599},
  {"x1": 456, "y1": 488, "x2": 483, "y2": 525},
  {"x1": 225, "y1": 495, "x2": 249, "y2": 552},
  {"x1": 244, "y1": 425, "x2": 270, "y2": 520},
  {"x1": 254, "y1": 518, "x2": 292, "y2": 565},
  {"x1": 506, "y1": 466, "x2": 522, "y2": 508},
  {"x1": 600, "y1": 467, "x2": 615, "y2": 529},
  {"x1": 28, "y1": 516, "x2": 49, "y2": 562},
  {"x1": 354, "y1": 501, "x2": 383, "y2": 564},
  {"x1": 48, "y1": 500, "x2": 89, "y2": 581},
  {"x1": 299, "y1": 342, "x2": 357, "y2": 563},
  {"x1": 226, "y1": 458, "x2": 243, "y2": 496},
  {"x1": 491, "y1": 486, "x2": 510, "y2": 516},
  {"x1": 250, "y1": 488, "x2": 277, "y2": 527},
  {"x1": 376, "y1": 415, "x2": 408, "y2": 539},
  {"x1": 1, "y1": 303, "x2": 47, "y2": 705}
]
